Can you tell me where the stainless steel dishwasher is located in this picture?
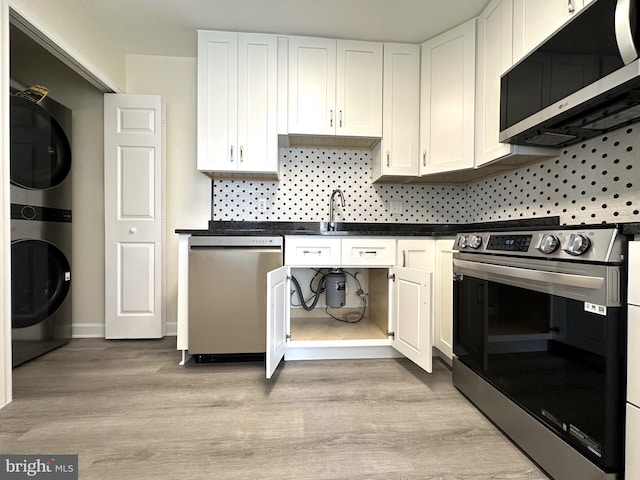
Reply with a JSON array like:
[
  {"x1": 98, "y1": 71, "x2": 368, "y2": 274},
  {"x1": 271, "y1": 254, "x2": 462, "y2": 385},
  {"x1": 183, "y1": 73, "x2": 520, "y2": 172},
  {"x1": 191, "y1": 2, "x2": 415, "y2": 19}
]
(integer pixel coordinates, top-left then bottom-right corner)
[{"x1": 188, "y1": 235, "x2": 283, "y2": 359}]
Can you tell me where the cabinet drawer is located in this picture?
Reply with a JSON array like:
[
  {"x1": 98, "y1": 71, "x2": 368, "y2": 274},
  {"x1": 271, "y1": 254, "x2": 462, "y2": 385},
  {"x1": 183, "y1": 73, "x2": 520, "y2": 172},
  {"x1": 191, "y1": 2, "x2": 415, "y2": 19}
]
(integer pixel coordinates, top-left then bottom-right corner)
[
  {"x1": 284, "y1": 236, "x2": 341, "y2": 266},
  {"x1": 341, "y1": 238, "x2": 396, "y2": 266}
]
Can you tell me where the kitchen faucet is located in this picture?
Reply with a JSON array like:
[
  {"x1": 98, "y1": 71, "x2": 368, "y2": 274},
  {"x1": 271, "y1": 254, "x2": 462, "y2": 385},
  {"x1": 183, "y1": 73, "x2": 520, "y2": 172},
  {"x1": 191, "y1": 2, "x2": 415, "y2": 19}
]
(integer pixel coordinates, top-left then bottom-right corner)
[{"x1": 329, "y1": 189, "x2": 346, "y2": 231}]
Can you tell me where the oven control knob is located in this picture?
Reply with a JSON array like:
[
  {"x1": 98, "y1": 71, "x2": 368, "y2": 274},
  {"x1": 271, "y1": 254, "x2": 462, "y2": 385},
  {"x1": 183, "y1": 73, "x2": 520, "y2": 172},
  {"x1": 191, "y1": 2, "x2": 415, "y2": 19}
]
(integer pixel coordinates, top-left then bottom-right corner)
[
  {"x1": 457, "y1": 235, "x2": 469, "y2": 249},
  {"x1": 537, "y1": 234, "x2": 560, "y2": 254},
  {"x1": 468, "y1": 235, "x2": 482, "y2": 249},
  {"x1": 563, "y1": 234, "x2": 591, "y2": 256}
]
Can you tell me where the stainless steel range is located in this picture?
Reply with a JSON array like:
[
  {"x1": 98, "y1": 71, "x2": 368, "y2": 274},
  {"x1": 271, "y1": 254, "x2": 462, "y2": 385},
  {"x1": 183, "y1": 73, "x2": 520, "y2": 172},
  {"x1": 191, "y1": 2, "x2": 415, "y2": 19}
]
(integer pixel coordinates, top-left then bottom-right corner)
[{"x1": 452, "y1": 226, "x2": 626, "y2": 480}]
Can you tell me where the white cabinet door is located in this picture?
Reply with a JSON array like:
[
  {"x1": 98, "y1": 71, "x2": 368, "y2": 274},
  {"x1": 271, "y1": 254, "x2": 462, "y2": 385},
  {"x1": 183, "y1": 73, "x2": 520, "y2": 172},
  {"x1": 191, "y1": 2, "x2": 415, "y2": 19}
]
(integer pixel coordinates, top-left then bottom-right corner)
[
  {"x1": 288, "y1": 37, "x2": 382, "y2": 137},
  {"x1": 390, "y1": 266, "x2": 432, "y2": 373},
  {"x1": 373, "y1": 43, "x2": 420, "y2": 179},
  {"x1": 266, "y1": 266, "x2": 289, "y2": 378},
  {"x1": 396, "y1": 239, "x2": 435, "y2": 270},
  {"x1": 197, "y1": 31, "x2": 278, "y2": 175},
  {"x1": 420, "y1": 19, "x2": 476, "y2": 176},
  {"x1": 197, "y1": 31, "x2": 237, "y2": 172},
  {"x1": 627, "y1": 403, "x2": 640, "y2": 479},
  {"x1": 475, "y1": 0, "x2": 514, "y2": 166},
  {"x1": 288, "y1": 36, "x2": 337, "y2": 135},
  {"x1": 434, "y1": 239, "x2": 455, "y2": 359},
  {"x1": 104, "y1": 94, "x2": 165, "y2": 339},
  {"x1": 628, "y1": 305, "x2": 640, "y2": 406},
  {"x1": 628, "y1": 242, "x2": 640, "y2": 306},
  {"x1": 336, "y1": 40, "x2": 382, "y2": 137},
  {"x1": 475, "y1": 0, "x2": 558, "y2": 167},
  {"x1": 512, "y1": 0, "x2": 585, "y2": 62},
  {"x1": 237, "y1": 34, "x2": 278, "y2": 173}
]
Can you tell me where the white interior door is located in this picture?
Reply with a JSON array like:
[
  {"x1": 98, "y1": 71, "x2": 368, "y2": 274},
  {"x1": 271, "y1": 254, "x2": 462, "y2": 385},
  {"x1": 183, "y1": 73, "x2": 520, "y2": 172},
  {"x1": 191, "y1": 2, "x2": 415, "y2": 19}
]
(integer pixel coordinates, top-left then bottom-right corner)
[
  {"x1": 266, "y1": 266, "x2": 289, "y2": 378},
  {"x1": 104, "y1": 94, "x2": 164, "y2": 339},
  {"x1": 390, "y1": 266, "x2": 432, "y2": 373}
]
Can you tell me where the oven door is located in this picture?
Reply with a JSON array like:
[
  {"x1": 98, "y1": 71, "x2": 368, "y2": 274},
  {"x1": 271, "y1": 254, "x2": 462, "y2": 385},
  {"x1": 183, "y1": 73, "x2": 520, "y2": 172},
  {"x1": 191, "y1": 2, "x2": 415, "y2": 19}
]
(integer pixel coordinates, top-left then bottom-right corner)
[{"x1": 453, "y1": 254, "x2": 624, "y2": 471}]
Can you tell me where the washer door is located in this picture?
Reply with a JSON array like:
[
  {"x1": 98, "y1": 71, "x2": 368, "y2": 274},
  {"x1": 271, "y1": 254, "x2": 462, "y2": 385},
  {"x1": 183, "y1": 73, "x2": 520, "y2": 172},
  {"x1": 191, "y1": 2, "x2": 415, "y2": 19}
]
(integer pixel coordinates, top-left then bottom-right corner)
[
  {"x1": 10, "y1": 95, "x2": 72, "y2": 190},
  {"x1": 11, "y1": 239, "x2": 71, "y2": 329}
]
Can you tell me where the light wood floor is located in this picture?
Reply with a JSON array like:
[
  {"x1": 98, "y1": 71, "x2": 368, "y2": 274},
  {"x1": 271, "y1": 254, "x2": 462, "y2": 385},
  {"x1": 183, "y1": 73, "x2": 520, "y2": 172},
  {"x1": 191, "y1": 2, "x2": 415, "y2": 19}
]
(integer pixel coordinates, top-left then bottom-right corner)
[
  {"x1": 290, "y1": 316, "x2": 387, "y2": 341},
  {"x1": 1, "y1": 338, "x2": 549, "y2": 480}
]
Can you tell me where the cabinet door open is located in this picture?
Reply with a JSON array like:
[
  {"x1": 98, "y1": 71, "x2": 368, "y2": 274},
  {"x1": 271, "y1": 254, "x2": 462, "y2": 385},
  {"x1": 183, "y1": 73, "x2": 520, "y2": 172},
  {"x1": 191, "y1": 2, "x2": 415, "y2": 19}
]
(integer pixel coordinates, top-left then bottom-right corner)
[
  {"x1": 266, "y1": 266, "x2": 290, "y2": 378},
  {"x1": 390, "y1": 266, "x2": 432, "y2": 373}
]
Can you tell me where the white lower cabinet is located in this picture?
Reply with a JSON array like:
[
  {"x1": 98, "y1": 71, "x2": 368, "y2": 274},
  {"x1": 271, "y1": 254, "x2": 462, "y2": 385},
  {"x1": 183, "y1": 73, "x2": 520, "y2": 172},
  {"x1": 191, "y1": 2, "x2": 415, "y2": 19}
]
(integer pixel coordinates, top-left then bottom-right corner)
[
  {"x1": 397, "y1": 238, "x2": 455, "y2": 362},
  {"x1": 627, "y1": 246, "x2": 640, "y2": 478},
  {"x1": 266, "y1": 237, "x2": 433, "y2": 378},
  {"x1": 434, "y1": 239, "x2": 455, "y2": 360},
  {"x1": 266, "y1": 263, "x2": 432, "y2": 379},
  {"x1": 626, "y1": 403, "x2": 640, "y2": 479}
]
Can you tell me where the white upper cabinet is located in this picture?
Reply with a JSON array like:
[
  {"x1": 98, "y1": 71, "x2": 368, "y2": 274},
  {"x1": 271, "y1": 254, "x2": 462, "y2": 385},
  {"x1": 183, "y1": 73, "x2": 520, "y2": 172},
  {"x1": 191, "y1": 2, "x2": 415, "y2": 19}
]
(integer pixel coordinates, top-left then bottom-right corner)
[
  {"x1": 512, "y1": 0, "x2": 588, "y2": 63},
  {"x1": 288, "y1": 37, "x2": 382, "y2": 137},
  {"x1": 475, "y1": 0, "x2": 514, "y2": 166},
  {"x1": 475, "y1": 0, "x2": 558, "y2": 167},
  {"x1": 197, "y1": 31, "x2": 278, "y2": 177},
  {"x1": 372, "y1": 43, "x2": 421, "y2": 180},
  {"x1": 419, "y1": 19, "x2": 476, "y2": 176}
]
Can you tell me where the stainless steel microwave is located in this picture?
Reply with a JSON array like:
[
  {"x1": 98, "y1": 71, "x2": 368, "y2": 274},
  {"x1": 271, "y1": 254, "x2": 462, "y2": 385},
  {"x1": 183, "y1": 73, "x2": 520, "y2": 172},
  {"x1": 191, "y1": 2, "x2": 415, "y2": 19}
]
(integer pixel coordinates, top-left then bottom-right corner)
[{"x1": 500, "y1": 0, "x2": 640, "y2": 147}]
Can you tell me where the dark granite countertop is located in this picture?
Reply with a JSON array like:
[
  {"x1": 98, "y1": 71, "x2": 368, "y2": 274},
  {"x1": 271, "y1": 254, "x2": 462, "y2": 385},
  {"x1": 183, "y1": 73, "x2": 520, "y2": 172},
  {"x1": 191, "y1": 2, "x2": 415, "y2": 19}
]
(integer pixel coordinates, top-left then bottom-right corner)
[
  {"x1": 621, "y1": 223, "x2": 640, "y2": 235},
  {"x1": 175, "y1": 216, "x2": 562, "y2": 237}
]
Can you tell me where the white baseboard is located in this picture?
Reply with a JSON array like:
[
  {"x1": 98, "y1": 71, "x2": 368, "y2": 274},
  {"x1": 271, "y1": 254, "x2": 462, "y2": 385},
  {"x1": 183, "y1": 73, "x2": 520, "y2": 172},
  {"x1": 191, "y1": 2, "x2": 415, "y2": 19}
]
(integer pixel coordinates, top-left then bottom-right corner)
[
  {"x1": 72, "y1": 322, "x2": 178, "y2": 338},
  {"x1": 165, "y1": 321, "x2": 177, "y2": 336},
  {"x1": 72, "y1": 323, "x2": 105, "y2": 338}
]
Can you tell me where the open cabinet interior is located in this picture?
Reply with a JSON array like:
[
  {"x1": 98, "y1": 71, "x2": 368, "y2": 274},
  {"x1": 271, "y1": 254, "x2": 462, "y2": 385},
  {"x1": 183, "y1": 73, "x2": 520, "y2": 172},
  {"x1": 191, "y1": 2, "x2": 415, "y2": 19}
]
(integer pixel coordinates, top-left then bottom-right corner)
[{"x1": 289, "y1": 268, "x2": 390, "y2": 341}]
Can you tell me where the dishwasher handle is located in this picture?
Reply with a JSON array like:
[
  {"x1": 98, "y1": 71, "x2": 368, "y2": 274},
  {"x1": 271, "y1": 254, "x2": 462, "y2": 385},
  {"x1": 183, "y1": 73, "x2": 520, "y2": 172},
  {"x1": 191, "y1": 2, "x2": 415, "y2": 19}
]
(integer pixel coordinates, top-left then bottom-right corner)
[
  {"x1": 189, "y1": 245, "x2": 282, "y2": 253},
  {"x1": 188, "y1": 235, "x2": 283, "y2": 251}
]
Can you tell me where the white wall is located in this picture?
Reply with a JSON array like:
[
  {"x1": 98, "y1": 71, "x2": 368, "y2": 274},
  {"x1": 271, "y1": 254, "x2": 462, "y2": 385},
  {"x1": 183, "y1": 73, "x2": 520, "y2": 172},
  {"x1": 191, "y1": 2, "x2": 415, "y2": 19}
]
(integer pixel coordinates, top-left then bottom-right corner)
[
  {"x1": 8, "y1": 0, "x2": 125, "y2": 92},
  {"x1": 1, "y1": 0, "x2": 13, "y2": 408},
  {"x1": 125, "y1": 54, "x2": 211, "y2": 334}
]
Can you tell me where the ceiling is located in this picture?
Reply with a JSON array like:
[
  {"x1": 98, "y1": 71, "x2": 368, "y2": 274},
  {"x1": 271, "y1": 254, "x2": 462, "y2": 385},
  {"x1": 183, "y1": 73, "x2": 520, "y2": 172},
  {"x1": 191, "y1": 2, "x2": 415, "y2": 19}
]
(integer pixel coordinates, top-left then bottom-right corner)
[{"x1": 75, "y1": 0, "x2": 491, "y2": 57}]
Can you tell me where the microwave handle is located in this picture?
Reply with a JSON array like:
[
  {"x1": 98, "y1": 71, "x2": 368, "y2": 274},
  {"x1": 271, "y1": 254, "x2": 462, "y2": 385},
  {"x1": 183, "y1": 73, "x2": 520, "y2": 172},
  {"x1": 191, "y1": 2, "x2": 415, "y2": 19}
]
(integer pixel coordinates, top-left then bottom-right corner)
[{"x1": 615, "y1": 0, "x2": 639, "y2": 64}]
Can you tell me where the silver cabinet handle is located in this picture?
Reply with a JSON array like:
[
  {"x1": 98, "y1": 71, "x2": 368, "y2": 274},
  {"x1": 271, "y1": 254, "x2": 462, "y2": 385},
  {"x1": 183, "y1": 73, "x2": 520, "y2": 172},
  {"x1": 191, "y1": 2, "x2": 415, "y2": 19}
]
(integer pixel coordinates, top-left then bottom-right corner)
[
  {"x1": 240, "y1": 146, "x2": 243, "y2": 163},
  {"x1": 339, "y1": 110, "x2": 343, "y2": 127},
  {"x1": 302, "y1": 250, "x2": 322, "y2": 255},
  {"x1": 359, "y1": 250, "x2": 378, "y2": 256},
  {"x1": 230, "y1": 145, "x2": 234, "y2": 162},
  {"x1": 330, "y1": 109, "x2": 333, "y2": 127},
  {"x1": 568, "y1": 0, "x2": 575, "y2": 13},
  {"x1": 402, "y1": 250, "x2": 406, "y2": 268},
  {"x1": 423, "y1": 150, "x2": 427, "y2": 167},
  {"x1": 386, "y1": 151, "x2": 390, "y2": 167}
]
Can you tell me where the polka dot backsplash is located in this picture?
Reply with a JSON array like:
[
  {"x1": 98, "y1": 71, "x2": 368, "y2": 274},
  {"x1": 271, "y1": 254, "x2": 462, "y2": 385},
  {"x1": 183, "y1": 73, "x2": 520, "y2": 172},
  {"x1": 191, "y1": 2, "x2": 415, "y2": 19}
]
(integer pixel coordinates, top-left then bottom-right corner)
[
  {"x1": 212, "y1": 149, "x2": 468, "y2": 223},
  {"x1": 212, "y1": 125, "x2": 640, "y2": 226},
  {"x1": 469, "y1": 126, "x2": 640, "y2": 225}
]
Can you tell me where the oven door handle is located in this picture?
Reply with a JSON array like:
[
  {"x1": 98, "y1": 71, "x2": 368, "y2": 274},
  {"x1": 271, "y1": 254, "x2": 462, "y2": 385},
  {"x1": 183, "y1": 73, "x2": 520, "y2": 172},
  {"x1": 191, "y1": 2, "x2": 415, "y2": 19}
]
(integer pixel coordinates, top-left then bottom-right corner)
[{"x1": 453, "y1": 258, "x2": 605, "y2": 290}]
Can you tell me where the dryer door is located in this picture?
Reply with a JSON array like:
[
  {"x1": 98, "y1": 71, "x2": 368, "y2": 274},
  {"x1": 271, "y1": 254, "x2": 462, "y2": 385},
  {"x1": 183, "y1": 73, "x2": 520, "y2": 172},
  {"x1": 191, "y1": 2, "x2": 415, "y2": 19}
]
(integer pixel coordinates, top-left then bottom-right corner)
[
  {"x1": 10, "y1": 95, "x2": 72, "y2": 190},
  {"x1": 11, "y1": 239, "x2": 71, "y2": 328}
]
